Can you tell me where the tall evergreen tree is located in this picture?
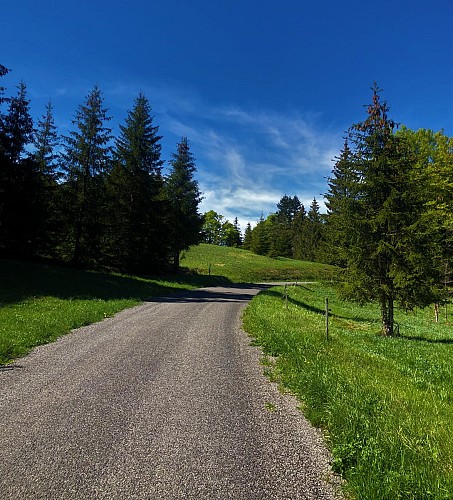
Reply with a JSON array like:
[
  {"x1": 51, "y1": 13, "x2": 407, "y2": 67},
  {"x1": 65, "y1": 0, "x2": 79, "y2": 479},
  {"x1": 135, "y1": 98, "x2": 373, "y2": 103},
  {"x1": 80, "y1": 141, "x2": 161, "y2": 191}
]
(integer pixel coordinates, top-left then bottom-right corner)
[
  {"x1": 164, "y1": 137, "x2": 203, "y2": 271},
  {"x1": 325, "y1": 139, "x2": 357, "y2": 266},
  {"x1": 291, "y1": 204, "x2": 307, "y2": 260},
  {"x1": 326, "y1": 84, "x2": 440, "y2": 335},
  {"x1": 242, "y1": 222, "x2": 253, "y2": 250},
  {"x1": 1, "y1": 81, "x2": 33, "y2": 164},
  {"x1": 33, "y1": 102, "x2": 60, "y2": 178},
  {"x1": 276, "y1": 194, "x2": 301, "y2": 224},
  {"x1": 306, "y1": 197, "x2": 323, "y2": 261},
  {"x1": 232, "y1": 217, "x2": 242, "y2": 246},
  {"x1": 61, "y1": 85, "x2": 112, "y2": 265},
  {"x1": 270, "y1": 194, "x2": 302, "y2": 257},
  {"x1": 0, "y1": 64, "x2": 9, "y2": 112},
  {"x1": 31, "y1": 102, "x2": 61, "y2": 255},
  {"x1": 106, "y1": 93, "x2": 164, "y2": 272},
  {"x1": 0, "y1": 81, "x2": 36, "y2": 255},
  {"x1": 250, "y1": 213, "x2": 270, "y2": 256}
]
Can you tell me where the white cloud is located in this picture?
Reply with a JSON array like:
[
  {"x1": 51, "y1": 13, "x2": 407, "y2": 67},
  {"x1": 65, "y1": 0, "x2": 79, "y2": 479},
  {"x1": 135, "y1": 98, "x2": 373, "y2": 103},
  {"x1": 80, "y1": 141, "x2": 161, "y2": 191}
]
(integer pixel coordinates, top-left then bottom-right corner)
[{"x1": 38, "y1": 78, "x2": 342, "y2": 228}]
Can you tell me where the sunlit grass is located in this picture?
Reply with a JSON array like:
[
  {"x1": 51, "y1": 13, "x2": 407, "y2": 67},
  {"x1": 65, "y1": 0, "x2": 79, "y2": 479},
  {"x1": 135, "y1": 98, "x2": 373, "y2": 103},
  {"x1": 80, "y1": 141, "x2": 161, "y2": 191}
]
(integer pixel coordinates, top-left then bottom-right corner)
[
  {"x1": 243, "y1": 283, "x2": 453, "y2": 499},
  {"x1": 181, "y1": 243, "x2": 335, "y2": 282}
]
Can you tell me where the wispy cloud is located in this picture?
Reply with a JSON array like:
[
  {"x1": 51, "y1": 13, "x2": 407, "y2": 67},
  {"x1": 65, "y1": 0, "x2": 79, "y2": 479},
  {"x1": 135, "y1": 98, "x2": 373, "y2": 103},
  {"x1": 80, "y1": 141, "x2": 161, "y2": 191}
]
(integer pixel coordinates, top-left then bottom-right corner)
[{"x1": 145, "y1": 86, "x2": 343, "y2": 227}]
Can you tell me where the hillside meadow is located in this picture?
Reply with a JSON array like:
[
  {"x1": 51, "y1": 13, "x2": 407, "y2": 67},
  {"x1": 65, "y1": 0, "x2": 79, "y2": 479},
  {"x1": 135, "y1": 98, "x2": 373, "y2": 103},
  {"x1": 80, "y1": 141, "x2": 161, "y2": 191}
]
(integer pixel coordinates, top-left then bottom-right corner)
[
  {"x1": 180, "y1": 243, "x2": 335, "y2": 282},
  {"x1": 243, "y1": 282, "x2": 453, "y2": 499}
]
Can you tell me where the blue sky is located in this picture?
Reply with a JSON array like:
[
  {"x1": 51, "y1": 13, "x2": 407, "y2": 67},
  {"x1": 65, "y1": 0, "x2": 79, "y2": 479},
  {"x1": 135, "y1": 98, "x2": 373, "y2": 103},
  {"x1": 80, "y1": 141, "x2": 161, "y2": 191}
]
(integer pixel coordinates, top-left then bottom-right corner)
[{"x1": 2, "y1": 0, "x2": 452, "y2": 230}]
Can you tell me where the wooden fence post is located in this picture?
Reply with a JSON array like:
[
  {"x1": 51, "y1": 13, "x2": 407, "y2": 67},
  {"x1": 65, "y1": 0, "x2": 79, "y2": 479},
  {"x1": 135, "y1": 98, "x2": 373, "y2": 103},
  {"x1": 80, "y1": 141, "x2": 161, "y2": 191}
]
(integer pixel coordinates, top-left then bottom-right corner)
[{"x1": 325, "y1": 297, "x2": 329, "y2": 341}]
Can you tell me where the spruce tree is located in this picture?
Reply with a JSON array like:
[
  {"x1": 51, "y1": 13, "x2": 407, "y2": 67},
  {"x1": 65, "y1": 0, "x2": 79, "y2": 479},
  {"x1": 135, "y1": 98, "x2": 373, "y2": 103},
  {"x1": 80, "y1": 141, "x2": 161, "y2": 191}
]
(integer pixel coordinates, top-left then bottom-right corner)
[
  {"x1": 306, "y1": 197, "x2": 323, "y2": 262},
  {"x1": 164, "y1": 137, "x2": 203, "y2": 271},
  {"x1": 1, "y1": 81, "x2": 34, "y2": 164},
  {"x1": 106, "y1": 93, "x2": 164, "y2": 272},
  {"x1": 327, "y1": 84, "x2": 440, "y2": 335},
  {"x1": 291, "y1": 204, "x2": 307, "y2": 260},
  {"x1": 32, "y1": 102, "x2": 60, "y2": 255},
  {"x1": 325, "y1": 139, "x2": 357, "y2": 266},
  {"x1": 233, "y1": 217, "x2": 242, "y2": 246},
  {"x1": 242, "y1": 223, "x2": 253, "y2": 250},
  {"x1": 0, "y1": 81, "x2": 36, "y2": 255},
  {"x1": 250, "y1": 213, "x2": 270, "y2": 256},
  {"x1": 61, "y1": 85, "x2": 112, "y2": 265}
]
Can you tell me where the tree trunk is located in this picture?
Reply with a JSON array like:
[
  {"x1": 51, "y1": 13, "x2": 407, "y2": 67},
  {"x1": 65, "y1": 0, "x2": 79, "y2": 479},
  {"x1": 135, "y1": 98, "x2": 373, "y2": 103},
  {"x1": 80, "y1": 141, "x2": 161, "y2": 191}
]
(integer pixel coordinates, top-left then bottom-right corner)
[
  {"x1": 173, "y1": 249, "x2": 180, "y2": 273},
  {"x1": 380, "y1": 294, "x2": 394, "y2": 336}
]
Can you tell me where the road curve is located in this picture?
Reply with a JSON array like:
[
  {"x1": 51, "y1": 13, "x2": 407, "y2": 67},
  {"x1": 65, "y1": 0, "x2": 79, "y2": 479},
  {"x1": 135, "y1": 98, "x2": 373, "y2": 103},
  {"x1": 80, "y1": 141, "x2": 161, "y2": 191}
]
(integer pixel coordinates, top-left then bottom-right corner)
[{"x1": 0, "y1": 284, "x2": 342, "y2": 499}]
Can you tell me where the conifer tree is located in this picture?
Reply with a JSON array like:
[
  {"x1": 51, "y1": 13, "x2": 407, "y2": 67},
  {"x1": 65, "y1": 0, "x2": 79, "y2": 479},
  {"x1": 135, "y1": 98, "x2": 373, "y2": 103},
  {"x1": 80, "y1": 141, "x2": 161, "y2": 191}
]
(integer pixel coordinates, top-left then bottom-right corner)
[
  {"x1": 327, "y1": 84, "x2": 440, "y2": 335},
  {"x1": 233, "y1": 217, "x2": 242, "y2": 246},
  {"x1": 32, "y1": 102, "x2": 60, "y2": 255},
  {"x1": 291, "y1": 204, "x2": 307, "y2": 260},
  {"x1": 250, "y1": 213, "x2": 270, "y2": 255},
  {"x1": 33, "y1": 102, "x2": 60, "y2": 178},
  {"x1": 0, "y1": 64, "x2": 9, "y2": 113},
  {"x1": 61, "y1": 85, "x2": 112, "y2": 265},
  {"x1": 242, "y1": 222, "x2": 253, "y2": 250},
  {"x1": 1, "y1": 81, "x2": 33, "y2": 164},
  {"x1": 276, "y1": 194, "x2": 301, "y2": 224},
  {"x1": 0, "y1": 81, "x2": 36, "y2": 255},
  {"x1": 164, "y1": 137, "x2": 203, "y2": 270},
  {"x1": 325, "y1": 139, "x2": 357, "y2": 266},
  {"x1": 106, "y1": 93, "x2": 164, "y2": 272}
]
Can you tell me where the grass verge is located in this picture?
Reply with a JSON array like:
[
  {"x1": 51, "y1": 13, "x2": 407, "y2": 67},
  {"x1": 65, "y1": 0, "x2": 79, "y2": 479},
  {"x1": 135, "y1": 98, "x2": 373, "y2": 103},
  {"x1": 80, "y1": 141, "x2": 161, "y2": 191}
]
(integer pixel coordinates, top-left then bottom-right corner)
[
  {"x1": 0, "y1": 258, "x2": 225, "y2": 365},
  {"x1": 243, "y1": 282, "x2": 453, "y2": 499}
]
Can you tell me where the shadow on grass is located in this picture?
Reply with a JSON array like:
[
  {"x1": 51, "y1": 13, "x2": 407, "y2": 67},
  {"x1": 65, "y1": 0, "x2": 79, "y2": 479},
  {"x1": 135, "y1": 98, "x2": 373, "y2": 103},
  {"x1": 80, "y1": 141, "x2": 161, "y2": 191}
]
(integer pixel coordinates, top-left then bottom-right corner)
[
  {"x1": 0, "y1": 259, "x2": 231, "y2": 306},
  {"x1": 400, "y1": 335, "x2": 453, "y2": 345},
  {"x1": 264, "y1": 289, "x2": 373, "y2": 323}
]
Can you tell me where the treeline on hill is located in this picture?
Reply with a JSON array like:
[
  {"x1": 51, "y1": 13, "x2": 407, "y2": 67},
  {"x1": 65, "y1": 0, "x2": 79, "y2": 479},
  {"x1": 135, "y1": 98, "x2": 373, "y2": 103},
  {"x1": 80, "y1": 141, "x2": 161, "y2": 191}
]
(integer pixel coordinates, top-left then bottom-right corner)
[
  {"x1": 201, "y1": 196, "x2": 325, "y2": 262},
  {"x1": 0, "y1": 66, "x2": 203, "y2": 273}
]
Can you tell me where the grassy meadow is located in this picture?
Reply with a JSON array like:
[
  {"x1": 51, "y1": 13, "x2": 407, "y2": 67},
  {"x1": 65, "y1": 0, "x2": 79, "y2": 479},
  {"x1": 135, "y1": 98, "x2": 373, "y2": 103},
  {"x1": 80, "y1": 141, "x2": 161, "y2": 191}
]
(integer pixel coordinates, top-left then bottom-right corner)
[
  {"x1": 180, "y1": 243, "x2": 335, "y2": 282},
  {"x1": 243, "y1": 282, "x2": 453, "y2": 499}
]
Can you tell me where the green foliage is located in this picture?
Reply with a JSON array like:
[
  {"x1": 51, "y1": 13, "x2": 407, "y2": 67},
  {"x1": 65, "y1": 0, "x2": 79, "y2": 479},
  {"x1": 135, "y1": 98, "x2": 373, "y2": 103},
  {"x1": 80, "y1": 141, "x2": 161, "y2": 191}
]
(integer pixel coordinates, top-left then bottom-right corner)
[
  {"x1": 1, "y1": 81, "x2": 33, "y2": 164},
  {"x1": 242, "y1": 222, "x2": 253, "y2": 250},
  {"x1": 164, "y1": 137, "x2": 203, "y2": 270},
  {"x1": 201, "y1": 210, "x2": 241, "y2": 246},
  {"x1": 60, "y1": 85, "x2": 113, "y2": 265},
  {"x1": 248, "y1": 196, "x2": 325, "y2": 263},
  {"x1": 276, "y1": 194, "x2": 301, "y2": 223},
  {"x1": 243, "y1": 282, "x2": 453, "y2": 499},
  {"x1": 105, "y1": 93, "x2": 166, "y2": 273},
  {"x1": 0, "y1": 81, "x2": 39, "y2": 256},
  {"x1": 181, "y1": 243, "x2": 335, "y2": 282},
  {"x1": 326, "y1": 84, "x2": 441, "y2": 335}
]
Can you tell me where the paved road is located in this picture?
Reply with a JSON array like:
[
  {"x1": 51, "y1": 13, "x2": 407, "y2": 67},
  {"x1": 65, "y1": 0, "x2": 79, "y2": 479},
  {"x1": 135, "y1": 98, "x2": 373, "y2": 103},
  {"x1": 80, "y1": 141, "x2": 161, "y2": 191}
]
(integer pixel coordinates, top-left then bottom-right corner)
[{"x1": 0, "y1": 285, "x2": 342, "y2": 499}]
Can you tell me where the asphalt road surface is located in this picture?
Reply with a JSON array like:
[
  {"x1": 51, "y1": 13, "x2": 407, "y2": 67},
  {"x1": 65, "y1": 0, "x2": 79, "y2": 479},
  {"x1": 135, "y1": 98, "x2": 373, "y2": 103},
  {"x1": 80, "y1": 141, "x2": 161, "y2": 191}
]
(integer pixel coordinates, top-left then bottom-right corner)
[{"x1": 0, "y1": 284, "x2": 342, "y2": 499}]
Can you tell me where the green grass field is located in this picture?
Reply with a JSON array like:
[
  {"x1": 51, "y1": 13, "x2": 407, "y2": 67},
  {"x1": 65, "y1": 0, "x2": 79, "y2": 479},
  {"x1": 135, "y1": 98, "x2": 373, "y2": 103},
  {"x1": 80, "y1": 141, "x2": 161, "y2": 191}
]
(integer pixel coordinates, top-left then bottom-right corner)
[
  {"x1": 181, "y1": 243, "x2": 335, "y2": 282},
  {"x1": 243, "y1": 282, "x2": 453, "y2": 499}
]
